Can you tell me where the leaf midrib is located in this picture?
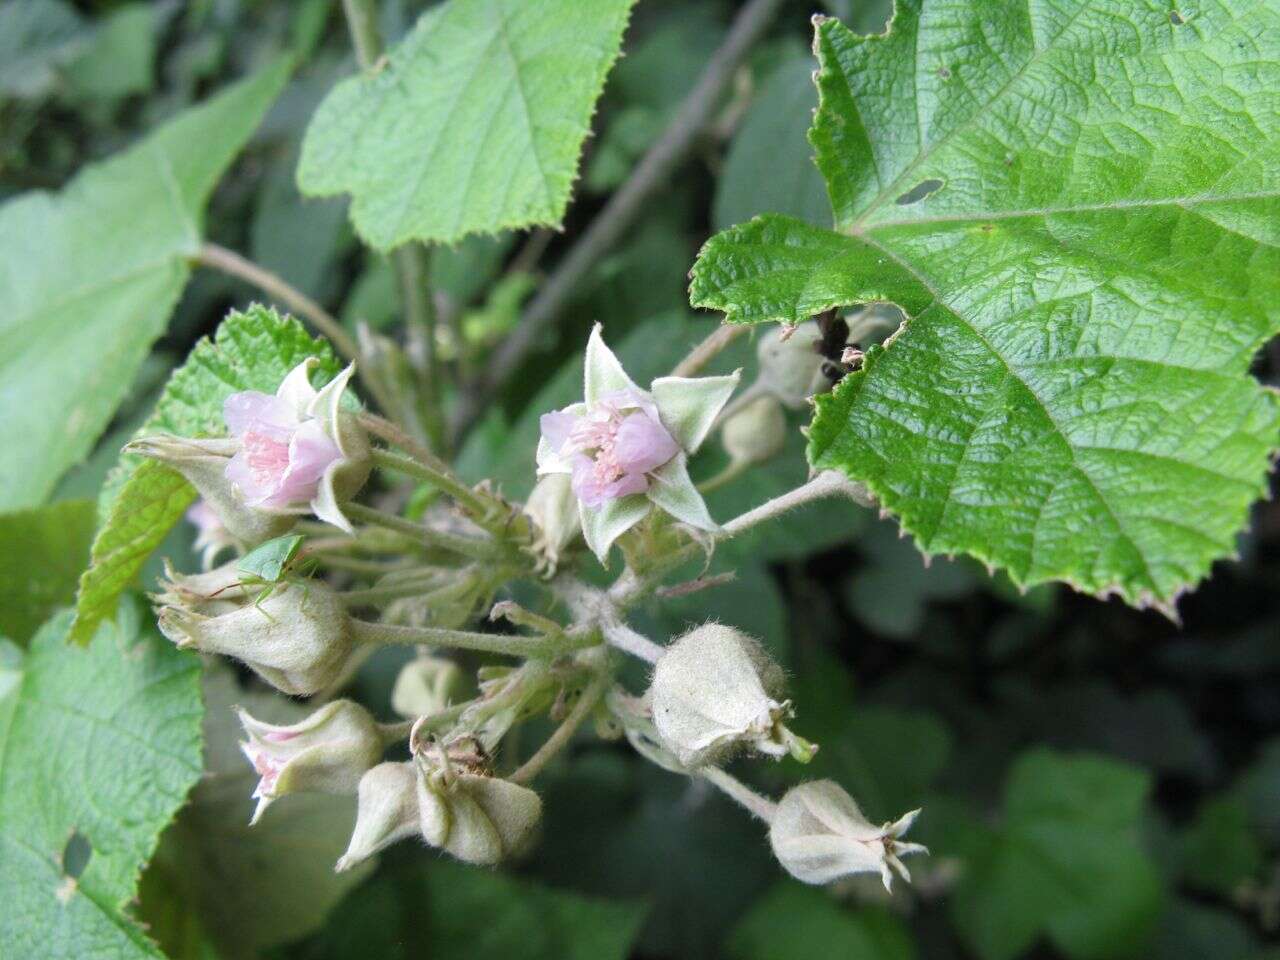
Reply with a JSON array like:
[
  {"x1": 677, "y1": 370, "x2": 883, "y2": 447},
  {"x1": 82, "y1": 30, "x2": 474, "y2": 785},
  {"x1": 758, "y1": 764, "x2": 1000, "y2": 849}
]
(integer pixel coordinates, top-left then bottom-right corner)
[{"x1": 851, "y1": 187, "x2": 1280, "y2": 233}]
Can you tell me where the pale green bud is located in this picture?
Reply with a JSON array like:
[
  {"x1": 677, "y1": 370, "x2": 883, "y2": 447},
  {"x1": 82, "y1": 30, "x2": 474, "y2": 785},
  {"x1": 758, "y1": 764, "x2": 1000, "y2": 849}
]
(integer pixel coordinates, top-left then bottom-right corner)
[
  {"x1": 770, "y1": 780, "x2": 927, "y2": 891},
  {"x1": 391, "y1": 656, "x2": 466, "y2": 719},
  {"x1": 721, "y1": 395, "x2": 787, "y2": 466},
  {"x1": 523, "y1": 473, "x2": 581, "y2": 573},
  {"x1": 756, "y1": 322, "x2": 825, "y2": 408},
  {"x1": 154, "y1": 558, "x2": 251, "y2": 609},
  {"x1": 157, "y1": 581, "x2": 355, "y2": 696},
  {"x1": 336, "y1": 761, "x2": 421, "y2": 873},
  {"x1": 418, "y1": 770, "x2": 543, "y2": 866},
  {"x1": 238, "y1": 699, "x2": 385, "y2": 824},
  {"x1": 649, "y1": 624, "x2": 814, "y2": 767}
]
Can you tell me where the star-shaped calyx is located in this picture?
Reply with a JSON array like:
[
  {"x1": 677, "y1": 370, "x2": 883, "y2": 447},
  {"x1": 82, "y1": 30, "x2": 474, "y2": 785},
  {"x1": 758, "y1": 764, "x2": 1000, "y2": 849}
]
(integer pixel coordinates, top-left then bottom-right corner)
[{"x1": 536, "y1": 325, "x2": 739, "y2": 562}]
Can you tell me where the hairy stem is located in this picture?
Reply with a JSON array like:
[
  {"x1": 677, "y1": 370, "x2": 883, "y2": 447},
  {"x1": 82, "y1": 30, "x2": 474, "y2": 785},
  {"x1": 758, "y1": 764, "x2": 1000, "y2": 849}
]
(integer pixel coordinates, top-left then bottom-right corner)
[
  {"x1": 194, "y1": 243, "x2": 360, "y2": 361},
  {"x1": 368, "y1": 445, "x2": 496, "y2": 527},
  {"x1": 720, "y1": 470, "x2": 870, "y2": 538},
  {"x1": 670, "y1": 323, "x2": 748, "y2": 379},
  {"x1": 600, "y1": 619, "x2": 666, "y2": 664},
  {"x1": 344, "y1": 501, "x2": 499, "y2": 561},
  {"x1": 700, "y1": 767, "x2": 778, "y2": 823},
  {"x1": 510, "y1": 668, "x2": 611, "y2": 784},
  {"x1": 447, "y1": 0, "x2": 788, "y2": 442},
  {"x1": 351, "y1": 619, "x2": 595, "y2": 659},
  {"x1": 393, "y1": 243, "x2": 446, "y2": 450}
]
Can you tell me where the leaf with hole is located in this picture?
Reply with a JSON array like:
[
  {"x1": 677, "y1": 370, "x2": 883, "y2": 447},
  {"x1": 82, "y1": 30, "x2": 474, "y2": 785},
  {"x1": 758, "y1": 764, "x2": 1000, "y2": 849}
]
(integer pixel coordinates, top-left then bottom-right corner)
[
  {"x1": 0, "y1": 601, "x2": 202, "y2": 959},
  {"x1": 690, "y1": 2, "x2": 1280, "y2": 610}
]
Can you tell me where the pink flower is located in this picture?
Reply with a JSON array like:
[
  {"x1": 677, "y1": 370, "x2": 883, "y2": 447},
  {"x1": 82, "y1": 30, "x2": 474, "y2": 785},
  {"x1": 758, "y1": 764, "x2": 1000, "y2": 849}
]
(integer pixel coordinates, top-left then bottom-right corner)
[
  {"x1": 540, "y1": 390, "x2": 679, "y2": 508},
  {"x1": 129, "y1": 361, "x2": 370, "y2": 540},
  {"x1": 224, "y1": 390, "x2": 342, "y2": 509},
  {"x1": 534, "y1": 325, "x2": 741, "y2": 563}
]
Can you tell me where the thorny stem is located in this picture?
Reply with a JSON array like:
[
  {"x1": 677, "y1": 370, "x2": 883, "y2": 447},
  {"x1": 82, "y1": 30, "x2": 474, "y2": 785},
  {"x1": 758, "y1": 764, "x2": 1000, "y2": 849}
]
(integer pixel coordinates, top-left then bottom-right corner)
[
  {"x1": 343, "y1": 501, "x2": 500, "y2": 561},
  {"x1": 700, "y1": 767, "x2": 778, "y2": 823},
  {"x1": 447, "y1": 0, "x2": 789, "y2": 442},
  {"x1": 510, "y1": 667, "x2": 611, "y2": 784},
  {"x1": 351, "y1": 619, "x2": 597, "y2": 659}
]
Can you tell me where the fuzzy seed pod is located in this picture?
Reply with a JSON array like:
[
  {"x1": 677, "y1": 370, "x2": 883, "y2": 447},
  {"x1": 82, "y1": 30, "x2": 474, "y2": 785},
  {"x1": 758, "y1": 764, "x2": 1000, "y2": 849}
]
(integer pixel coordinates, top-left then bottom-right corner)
[{"x1": 770, "y1": 780, "x2": 927, "y2": 891}]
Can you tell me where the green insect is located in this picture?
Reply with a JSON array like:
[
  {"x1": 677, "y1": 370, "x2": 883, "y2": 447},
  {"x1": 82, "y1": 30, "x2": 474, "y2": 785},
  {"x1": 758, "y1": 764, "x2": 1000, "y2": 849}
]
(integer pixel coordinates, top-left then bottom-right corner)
[{"x1": 206, "y1": 534, "x2": 315, "y2": 615}]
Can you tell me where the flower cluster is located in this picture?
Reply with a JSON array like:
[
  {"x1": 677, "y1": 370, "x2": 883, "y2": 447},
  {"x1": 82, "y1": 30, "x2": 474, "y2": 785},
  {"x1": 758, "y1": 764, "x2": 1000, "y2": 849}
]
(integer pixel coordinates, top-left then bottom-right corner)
[{"x1": 140, "y1": 321, "x2": 923, "y2": 892}]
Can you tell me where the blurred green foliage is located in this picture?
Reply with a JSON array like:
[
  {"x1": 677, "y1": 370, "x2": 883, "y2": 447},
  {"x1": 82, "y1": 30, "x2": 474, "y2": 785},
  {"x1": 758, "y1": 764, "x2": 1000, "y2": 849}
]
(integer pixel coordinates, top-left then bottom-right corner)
[{"x1": 4, "y1": 1, "x2": 1280, "y2": 959}]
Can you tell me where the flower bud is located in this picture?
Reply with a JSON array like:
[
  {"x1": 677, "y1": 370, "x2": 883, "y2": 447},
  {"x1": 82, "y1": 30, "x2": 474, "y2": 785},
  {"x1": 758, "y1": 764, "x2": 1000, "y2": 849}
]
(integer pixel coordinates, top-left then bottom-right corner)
[
  {"x1": 756, "y1": 322, "x2": 825, "y2": 408},
  {"x1": 238, "y1": 699, "x2": 385, "y2": 824},
  {"x1": 336, "y1": 761, "x2": 421, "y2": 872},
  {"x1": 721, "y1": 395, "x2": 787, "y2": 466},
  {"x1": 186, "y1": 499, "x2": 238, "y2": 569},
  {"x1": 336, "y1": 754, "x2": 543, "y2": 870},
  {"x1": 769, "y1": 780, "x2": 927, "y2": 891},
  {"x1": 418, "y1": 770, "x2": 542, "y2": 866},
  {"x1": 649, "y1": 624, "x2": 814, "y2": 767},
  {"x1": 391, "y1": 656, "x2": 466, "y2": 719},
  {"x1": 154, "y1": 558, "x2": 251, "y2": 609},
  {"x1": 157, "y1": 580, "x2": 355, "y2": 696},
  {"x1": 523, "y1": 474, "x2": 581, "y2": 573},
  {"x1": 128, "y1": 435, "x2": 297, "y2": 544}
]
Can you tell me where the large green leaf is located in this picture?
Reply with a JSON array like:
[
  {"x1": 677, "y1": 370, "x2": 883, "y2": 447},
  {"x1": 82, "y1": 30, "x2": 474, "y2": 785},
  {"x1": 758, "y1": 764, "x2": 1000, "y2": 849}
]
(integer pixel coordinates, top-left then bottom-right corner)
[
  {"x1": 297, "y1": 0, "x2": 636, "y2": 248},
  {"x1": 70, "y1": 305, "x2": 339, "y2": 645},
  {"x1": 0, "y1": 601, "x2": 202, "y2": 959},
  {"x1": 949, "y1": 749, "x2": 1164, "y2": 960},
  {"x1": 0, "y1": 499, "x2": 95, "y2": 644},
  {"x1": 0, "y1": 58, "x2": 290, "y2": 511},
  {"x1": 690, "y1": 3, "x2": 1280, "y2": 610}
]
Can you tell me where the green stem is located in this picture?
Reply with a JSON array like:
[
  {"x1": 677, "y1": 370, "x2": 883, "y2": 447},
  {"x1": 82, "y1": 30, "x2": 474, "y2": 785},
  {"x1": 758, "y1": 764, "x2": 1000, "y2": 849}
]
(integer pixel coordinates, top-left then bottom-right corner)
[
  {"x1": 338, "y1": 577, "x2": 440, "y2": 607},
  {"x1": 370, "y1": 446, "x2": 510, "y2": 537},
  {"x1": 393, "y1": 243, "x2": 446, "y2": 451},
  {"x1": 344, "y1": 501, "x2": 499, "y2": 561},
  {"x1": 339, "y1": 0, "x2": 444, "y2": 451},
  {"x1": 340, "y1": 0, "x2": 382, "y2": 68},
  {"x1": 510, "y1": 668, "x2": 611, "y2": 784},
  {"x1": 697, "y1": 458, "x2": 749, "y2": 494},
  {"x1": 351, "y1": 619, "x2": 597, "y2": 659}
]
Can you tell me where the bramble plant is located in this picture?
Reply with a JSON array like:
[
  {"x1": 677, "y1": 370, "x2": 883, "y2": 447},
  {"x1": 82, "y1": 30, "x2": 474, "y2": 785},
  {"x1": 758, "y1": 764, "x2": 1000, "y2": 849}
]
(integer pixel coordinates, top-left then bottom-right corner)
[{"x1": 2, "y1": 0, "x2": 1279, "y2": 958}]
